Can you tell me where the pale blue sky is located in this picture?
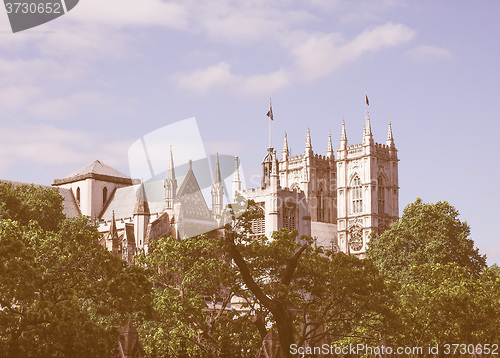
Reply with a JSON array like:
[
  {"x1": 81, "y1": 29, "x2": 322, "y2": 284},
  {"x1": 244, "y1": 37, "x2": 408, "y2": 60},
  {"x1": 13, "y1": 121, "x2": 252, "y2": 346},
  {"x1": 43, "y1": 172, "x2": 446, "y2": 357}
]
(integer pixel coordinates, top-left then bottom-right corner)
[{"x1": 0, "y1": 1, "x2": 498, "y2": 264}]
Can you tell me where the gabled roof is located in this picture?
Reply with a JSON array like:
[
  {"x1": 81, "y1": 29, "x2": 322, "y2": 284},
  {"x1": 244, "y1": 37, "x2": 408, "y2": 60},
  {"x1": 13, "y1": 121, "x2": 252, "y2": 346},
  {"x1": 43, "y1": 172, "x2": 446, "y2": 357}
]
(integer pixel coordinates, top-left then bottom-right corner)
[
  {"x1": 52, "y1": 160, "x2": 135, "y2": 185},
  {"x1": 176, "y1": 163, "x2": 211, "y2": 220}
]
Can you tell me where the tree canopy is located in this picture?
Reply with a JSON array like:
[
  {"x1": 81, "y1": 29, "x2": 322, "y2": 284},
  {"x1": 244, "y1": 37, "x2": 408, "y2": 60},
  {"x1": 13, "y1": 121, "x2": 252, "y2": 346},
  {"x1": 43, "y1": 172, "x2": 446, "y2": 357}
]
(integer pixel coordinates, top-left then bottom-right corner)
[
  {"x1": 367, "y1": 198, "x2": 499, "y2": 349},
  {"x1": 0, "y1": 182, "x2": 152, "y2": 357}
]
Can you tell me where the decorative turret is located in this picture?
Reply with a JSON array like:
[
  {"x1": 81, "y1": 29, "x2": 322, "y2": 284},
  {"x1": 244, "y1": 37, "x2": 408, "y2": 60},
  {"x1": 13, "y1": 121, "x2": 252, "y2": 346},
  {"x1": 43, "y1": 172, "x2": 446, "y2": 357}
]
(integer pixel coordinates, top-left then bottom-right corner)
[
  {"x1": 282, "y1": 132, "x2": 289, "y2": 161},
  {"x1": 326, "y1": 130, "x2": 334, "y2": 160},
  {"x1": 134, "y1": 181, "x2": 150, "y2": 251},
  {"x1": 363, "y1": 113, "x2": 374, "y2": 146},
  {"x1": 305, "y1": 127, "x2": 313, "y2": 156},
  {"x1": 261, "y1": 147, "x2": 273, "y2": 189},
  {"x1": 386, "y1": 121, "x2": 395, "y2": 147},
  {"x1": 211, "y1": 153, "x2": 224, "y2": 218},
  {"x1": 232, "y1": 155, "x2": 241, "y2": 201},
  {"x1": 339, "y1": 120, "x2": 347, "y2": 150},
  {"x1": 164, "y1": 146, "x2": 177, "y2": 210}
]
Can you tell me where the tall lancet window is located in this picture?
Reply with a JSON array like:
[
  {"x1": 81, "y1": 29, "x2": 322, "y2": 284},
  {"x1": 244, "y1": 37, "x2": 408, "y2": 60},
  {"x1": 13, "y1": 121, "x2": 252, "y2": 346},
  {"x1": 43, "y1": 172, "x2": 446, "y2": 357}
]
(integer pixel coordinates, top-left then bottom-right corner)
[
  {"x1": 317, "y1": 187, "x2": 325, "y2": 222},
  {"x1": 76, "y1": 187, "x2": 81, "y2": 204},
  {"x1": 351, "y1": 177, "x2": 363, "y2": 214},
  {"x1": 102, "y1": 187, "x2": 108, "y2": 205},
  {"x1": 283, "y1": 205, "x2": 296, "y2": 231},
  {"x1": 251, "y1": 206, "x2": 265, "y2": 236},
  {"x1": 378, "y1": 177, "x2": 385, "y2": 214}
]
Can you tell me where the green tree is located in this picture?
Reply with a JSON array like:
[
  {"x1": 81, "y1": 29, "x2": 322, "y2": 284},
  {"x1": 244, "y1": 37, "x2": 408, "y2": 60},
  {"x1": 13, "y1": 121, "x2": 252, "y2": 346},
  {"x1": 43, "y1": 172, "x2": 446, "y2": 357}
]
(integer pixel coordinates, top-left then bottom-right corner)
[
  {"x1": 0, "y1": 183, "x2": 152, "y2": 357},
  {"x1": 136, "y1": 235, "x2": 261, "y2": 357},
  {"x1": 367, "y1": 198, "x2": 498, "y2": 350},
  {"x1": 367, "y1": 198, "x2": 486, "y2": 280},
  {"x1": 0, "y1": 182, "x2": 65, "y2": 232},
  {"x1": 222, "y1": 199, "x2": 392, "y2": 357}
]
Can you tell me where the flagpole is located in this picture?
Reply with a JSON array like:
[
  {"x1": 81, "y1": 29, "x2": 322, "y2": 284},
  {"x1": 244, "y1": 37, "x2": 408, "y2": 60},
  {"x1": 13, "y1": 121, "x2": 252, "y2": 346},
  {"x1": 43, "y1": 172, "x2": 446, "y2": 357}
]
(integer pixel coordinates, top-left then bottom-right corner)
[
  {"x1": 268, "y1": 98, "x2": 272, "y2": 148},
  {"x1": 365, "y1": 89, "x2": 368, "y2": 119}
]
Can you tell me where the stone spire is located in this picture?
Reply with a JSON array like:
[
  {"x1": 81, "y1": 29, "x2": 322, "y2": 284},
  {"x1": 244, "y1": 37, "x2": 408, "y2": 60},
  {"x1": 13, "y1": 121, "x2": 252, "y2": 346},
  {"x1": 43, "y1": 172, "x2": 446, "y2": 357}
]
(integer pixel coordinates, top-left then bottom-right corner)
[
  {"x1": 213, "y1": 153, "x2": 222, "y2": 185},
  {"x1": 386, "y1": 121, "x2": 395, "y2": 147},
  {"x1": 339, "y1": 119, "x2": 347, "y2": 150},
  {"x1": 134, "y1": 181, "x2": 150, "y2": 251},
  {"x1": 164, "y1": 146, "x2": 177, "y2": 210},
  {"x1": 305, "y1": 126, "x2": 313, "y2": 156},
  {"x1": 326, "y1": 130, "x2": 334, "y2": 159},
  {"x1": 232, "y1": 155, "x2": 241, "y2": 200},
  {"x1": 282, "y1": 132, "x2": 289, "y2": 160},
  {"x1": 211, "y1": 153, "x2": 224, "y2": 218}
]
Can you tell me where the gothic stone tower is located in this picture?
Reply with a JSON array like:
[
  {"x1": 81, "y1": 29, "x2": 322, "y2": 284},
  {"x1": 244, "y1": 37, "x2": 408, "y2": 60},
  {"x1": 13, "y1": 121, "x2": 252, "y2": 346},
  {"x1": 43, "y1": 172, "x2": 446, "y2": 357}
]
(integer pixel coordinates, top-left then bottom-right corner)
[
  {"x1": 336, "y1": 115, "x2": 399, "y2": 256},
  {"x1": 279, "y1": 128, "x2": 337, "y2": 225}
]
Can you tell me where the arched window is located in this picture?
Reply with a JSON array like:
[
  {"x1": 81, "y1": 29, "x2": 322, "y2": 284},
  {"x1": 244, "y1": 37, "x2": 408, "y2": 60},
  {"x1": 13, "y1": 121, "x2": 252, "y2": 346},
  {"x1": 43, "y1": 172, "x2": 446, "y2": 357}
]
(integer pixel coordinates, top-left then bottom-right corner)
[
  {"x1": 378, "y1": 177, "x2": 385, "y2": 214},
  {"x1": 351, "y1": 177, "x2": 362, "y2": 214},
  {"x1": 251, "y1": 206, "x2": 265, "y2": 236},
  {"x1": 76, "y1": 187, "x2": 80, "y2": 204},
  {"x1": 317, "y1": 187, "x2": 325, "y2": 222},
  {"x1": 283, "y1": 205, "x2": 296, "y2": 231},
  {"x1": 103, "y1": 187, "x2": 108, "y2": 205}
]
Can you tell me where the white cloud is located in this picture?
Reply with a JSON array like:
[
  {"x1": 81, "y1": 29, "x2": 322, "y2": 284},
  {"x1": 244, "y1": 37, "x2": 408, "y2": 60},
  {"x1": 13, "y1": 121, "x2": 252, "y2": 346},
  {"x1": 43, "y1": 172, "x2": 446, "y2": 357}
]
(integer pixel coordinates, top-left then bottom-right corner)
[
  {"x1": 192, "y1": 0, "x2": 316, "y2": 43},
  {"x1": 174, "y1": 62, "x2": 290, "y2": 95},
  {"x1": 0, "y1": 125, "x2": 133, "y2": 175},
  {"x1": 406, "y1": 45, "x2": 452, "y2": 62},
  {"x1": 0, "y1": 85, "x2": 42, "y2": 114},
  {"x1": 175, "y1": 62, "x2": 237, "y2": 93},
  {"x1": 27, "y1": 91, "x2": 122, "y2": 120},
  {"x1": 0, "y1": 57, "x2": 81, "y2": 84},
  {"x1": 69, "y1": 0, "x2": 189, "y2": 29},
  {"x1": 175, "y1": 23, "x2": 415, "y2": 93},
  {"x1": 289, "y1": 23, "x2": 416, "y2": 80}
]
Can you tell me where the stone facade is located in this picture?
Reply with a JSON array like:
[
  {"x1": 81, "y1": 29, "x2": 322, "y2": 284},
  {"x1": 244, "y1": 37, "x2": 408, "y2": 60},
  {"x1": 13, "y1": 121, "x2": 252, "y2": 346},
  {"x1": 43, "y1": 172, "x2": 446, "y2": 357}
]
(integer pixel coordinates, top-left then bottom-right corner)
[{"x1": 51, "y1": 109, "x2": 399, "y2": 259}]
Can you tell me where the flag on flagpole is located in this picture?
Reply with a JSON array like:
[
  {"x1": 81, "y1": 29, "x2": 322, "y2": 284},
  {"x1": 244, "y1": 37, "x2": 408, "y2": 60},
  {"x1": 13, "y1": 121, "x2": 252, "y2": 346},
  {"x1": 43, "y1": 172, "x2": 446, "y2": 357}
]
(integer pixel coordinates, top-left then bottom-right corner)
[
  {"x1": 267, "y1": 100, "x2": 273, "y2": 120},
  {"x1": 365, "y1": 94, "x2": 369, "y2": 106}
]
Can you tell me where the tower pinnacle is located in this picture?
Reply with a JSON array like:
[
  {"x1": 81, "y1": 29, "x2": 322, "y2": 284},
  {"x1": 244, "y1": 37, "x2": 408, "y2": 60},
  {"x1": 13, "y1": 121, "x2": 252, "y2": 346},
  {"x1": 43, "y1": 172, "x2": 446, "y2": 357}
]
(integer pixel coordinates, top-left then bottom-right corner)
[
  {"x1": 305, "y1": 126, "x2": 312, "y2": 155},
  {"x1": 213, "y1": 153, "x2": 222, "y2": 184},
  {"x1": 211, "y1": 153, "x2": 224, "y2": 218},
  {"x1": 339, "y1": 119, "x2": 347, "y2": 150},
  {"x1": 282, "y1": 131, "x2": 289, "y2": 160},
  {"x1": 232, "y1": 155, "x2": 241, "y2": 200},
  {"x1": 164, "y1": 146, "x2": 177, "y2": 209},
  {"x1": 386, "y1": 120, "x2": 395, "y2": 147},
  {"x1": 327, "y1": 130, "x2": 334, "y2": 159}
]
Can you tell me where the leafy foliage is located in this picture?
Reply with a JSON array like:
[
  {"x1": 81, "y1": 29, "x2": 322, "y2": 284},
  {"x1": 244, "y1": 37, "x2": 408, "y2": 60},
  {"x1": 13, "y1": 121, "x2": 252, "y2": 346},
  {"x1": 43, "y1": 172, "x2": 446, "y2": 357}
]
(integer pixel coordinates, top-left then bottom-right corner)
[
  {"x1": 367, "y1": 198, "x2": 499, "y2": 348},
  {"x1": 222, "y1": 198, "x2": 392, "y2": 357},
  {"x1": 136, "y1": 236, "x2": 261, "y2": 357},
  {"x1": 368, "y1": 198, "x2": 486, "y2": 279},
  {"x1": 0, "y1": 182, "x2": 65, "y2": 232},
  {"x1": 0, "y1": 183, "x2": 152, "y2": 357}
]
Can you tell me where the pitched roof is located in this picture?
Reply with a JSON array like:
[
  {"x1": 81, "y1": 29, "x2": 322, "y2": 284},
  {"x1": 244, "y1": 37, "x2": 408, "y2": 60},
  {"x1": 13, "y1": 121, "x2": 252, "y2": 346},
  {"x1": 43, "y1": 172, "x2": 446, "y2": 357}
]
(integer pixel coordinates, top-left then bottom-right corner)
[
  {"x1": 53, "y1": 160, "x2": 134, "y2": 185},
  {"x1": 100, "y1": 183, "x2": 165, "y2": 221}
]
